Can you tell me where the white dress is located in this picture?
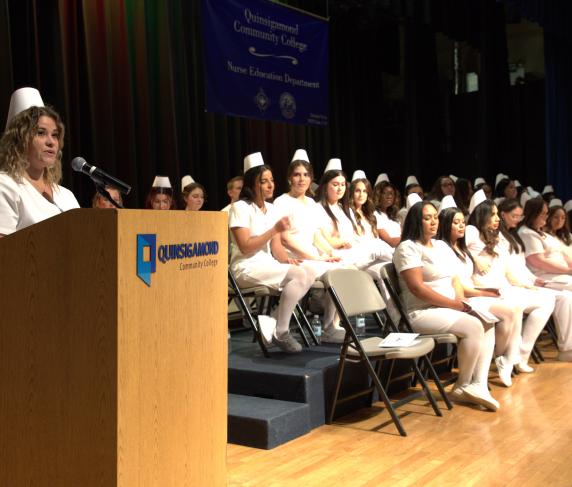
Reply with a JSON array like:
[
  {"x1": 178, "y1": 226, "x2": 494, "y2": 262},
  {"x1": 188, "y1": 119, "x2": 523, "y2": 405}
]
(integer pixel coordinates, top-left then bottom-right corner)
[
  {"x1": 393, "y1": 239, "x2": 472, "y2": 329},
  {"x1": 273, "y1": 193, "x2": 336, "y2": 277},
  {"x1": 374, "y1": 210, "x2": 402, "y2": 239},
  {"x1": 229, "y1": 200, "x2": 291, "y2": 290},
  {"x1": 0, "y1": 172, "x2": 80, "y2": 235}
]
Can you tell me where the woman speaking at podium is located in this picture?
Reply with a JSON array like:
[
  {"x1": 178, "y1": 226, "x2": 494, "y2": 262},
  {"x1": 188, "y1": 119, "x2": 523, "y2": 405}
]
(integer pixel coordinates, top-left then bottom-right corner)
[{"x1": 0, "y1": 88, "x2": 79, "y2": 237}]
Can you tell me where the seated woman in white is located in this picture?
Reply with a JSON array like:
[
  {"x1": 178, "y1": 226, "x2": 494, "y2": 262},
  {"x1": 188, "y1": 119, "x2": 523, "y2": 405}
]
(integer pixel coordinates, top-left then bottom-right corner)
[
  {"x1": 372, "y1": 181, "x2": 401, "y2": 247},
  {"x1": 273, "y1": 156, "x2": 345, "y2": 344},
  {"x1": 0, "y1": 106, "x2": 79, "y2": 236},
  {"x1": 314, "y1": 169, "x2": 392, "y2": 271},
  {"x1": 349, "y1": 176, "x2": 394, "y2": 278},
  {"x1": 230, "y1": 153, "x2": 318, "y2": 354},
  {"x1": 466, "y1": 194, "x2": 554, "y2": 380},
  {"x1": 545, "y1": 202, "x2": 572, "y2": 256},
  {"x1": 438, "y1": 199, "x2": 541, "y2": 381},
  {"x1": 393, "y1": 199, "x2": 498, "y2": 411},
  {"x1": 518, "y1": 198, "x2": 572, "y2": 362}
]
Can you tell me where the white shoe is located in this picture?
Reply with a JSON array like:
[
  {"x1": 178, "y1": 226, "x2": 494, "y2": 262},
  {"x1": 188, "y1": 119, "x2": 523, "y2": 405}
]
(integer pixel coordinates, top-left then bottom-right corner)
[
  {"x1": 450, "y1": 384, "x2": 499, "y2": 412},
  {"x1": 515, "y1": 361, "x2": 534, "y2": 373},
  {"x1": 258, "y1": 315, "x2": 277, "y2": 346},
  {"x1": 321, "y1": 326, "x2": 346, "y2": 344},
  {"x1": 495, "y1": 356, "x2": 513, "y2": 387}
]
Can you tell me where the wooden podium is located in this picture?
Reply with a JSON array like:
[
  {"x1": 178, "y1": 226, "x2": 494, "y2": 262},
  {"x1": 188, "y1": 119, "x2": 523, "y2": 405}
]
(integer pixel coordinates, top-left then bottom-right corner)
[{"x1": 0, "y1": 209, "x2": 228, "y2": 487}]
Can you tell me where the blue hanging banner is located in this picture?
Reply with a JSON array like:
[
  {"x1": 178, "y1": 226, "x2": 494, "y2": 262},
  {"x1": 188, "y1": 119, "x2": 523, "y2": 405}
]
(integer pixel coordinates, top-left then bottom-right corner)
[{"x1": 201, "y1": 0, "x2": 329, "y2": 126}]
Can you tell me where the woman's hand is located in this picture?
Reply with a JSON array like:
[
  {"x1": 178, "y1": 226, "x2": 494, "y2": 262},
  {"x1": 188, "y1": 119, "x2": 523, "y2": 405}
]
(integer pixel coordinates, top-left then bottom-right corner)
[
  {"x1": 535, "y1": 278, "x2": 547, "y2": 287},
  {"x1": 274, "y1": 216, "x2": 291, "y2": 233}
]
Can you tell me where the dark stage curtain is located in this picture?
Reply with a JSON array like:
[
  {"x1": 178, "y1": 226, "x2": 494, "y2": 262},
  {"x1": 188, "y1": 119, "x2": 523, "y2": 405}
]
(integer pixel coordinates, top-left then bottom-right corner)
[
  {"x1": 502, "y1": 0, "x2": 572, "y2": 199},
  {"x1": 0, "y1": 0, "x2": 400, "y2": 209},
  {"x1": 0, "y1": 0, "x2": 555, "y2": 206}
]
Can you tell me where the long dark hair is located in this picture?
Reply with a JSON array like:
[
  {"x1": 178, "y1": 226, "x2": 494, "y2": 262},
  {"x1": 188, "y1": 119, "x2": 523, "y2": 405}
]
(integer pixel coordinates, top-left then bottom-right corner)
[
  {"x1": 497, "y1": 198, "x2": 526, "y2": 254},
  {"x1": 316, "y1": 169, "x2": 353, "y2": 233},
  {"x1": 454, "y1": 178, "x2": 472, "y2": 216},
  {"x1": 546, "y1": 205, "x2": 572, "y2": 245},
  {"x1": 522, "y1": 197, "x2": 547, "y2": 236},
  {"x1": 401, "y1": 201, "x2": 436, "y2": 242},
  {"x1": 349, "y1": 178, "x2": 377, "y2": 236},
  {"x1": 437, "y1": 207, "x2": 474, "y2": 264},
  {"x1": 239, "y1": 164, "x2": 273, "y2": 204},
  {"x1": 494, "y1": 178, "x2": 511, "y2": 198},
  {"x1": 467, "y1": 199, "x2": 498, "y2": 257}
]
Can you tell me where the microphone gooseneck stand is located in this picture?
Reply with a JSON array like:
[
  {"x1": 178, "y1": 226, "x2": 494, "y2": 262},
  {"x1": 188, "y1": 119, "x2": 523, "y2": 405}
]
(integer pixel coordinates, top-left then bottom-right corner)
[{"x1": 95, "y1": 183, "x2": 124, "y2": 209}]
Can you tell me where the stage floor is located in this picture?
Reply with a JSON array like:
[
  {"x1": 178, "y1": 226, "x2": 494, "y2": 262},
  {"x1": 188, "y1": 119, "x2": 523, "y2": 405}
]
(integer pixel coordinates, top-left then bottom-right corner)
[{"x1": 227, "y1": 337, "x2": 572, "y2": 486}]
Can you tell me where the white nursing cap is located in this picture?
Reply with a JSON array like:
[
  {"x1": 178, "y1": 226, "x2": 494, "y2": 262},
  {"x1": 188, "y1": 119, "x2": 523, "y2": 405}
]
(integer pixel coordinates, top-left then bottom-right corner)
[
  {"x1": 549, "y1": 198, "x2": 563, "y2": 208},
  {"x1": 406, "y1": 193, "x2": 423, "y2": 210},
  {"x1": 527, "y1": 186, "x2": 541, "y2": 198},
  {"x1": 495, "y1": 173, "x2": 508, "y2": 188},
  {"x1": 542, "y1": 185, "x2": 555, "y2": 194},
  {"x1": 152, "y1": 176, "x2": 172, "y2": 189},
  {"x1": 474, "y1": 177, "x2": 486, "y2": 187},
  {"x1": 244, "y1": 152, "x2": 265, "y2": 173},
  {"x1": 449, "y1": 174, "x2": 458, "y2": 183},
  {"x1": 351, "y1": 170, "x2": 367, "y2": 182},
  {"x1": 438, "y1": 195, "x2": 458, "y2": 214},
  {"x1": 324, "y1": 158, "x2": 342, "y2": 172},
  {"x1": 181, "y1": 175, "x2": 195, "y2": 191},
  {"x1": 375, "y1": 173, "x2": 389, "y2": 186},
  {"x1": 469, "y1": 189, "x2": 487, "y2": 214},
  {"x1": 564, "y1": 200, "x2": 572, "y2": 213},
  {"x1": 291, "y1": 149, "x2": 309, "y2": 163},
  {"x1": 6, "y1": 87, "x2": 45, "y2": 129},
  {"x1": 520, "y1": 192, "x2": 531, "y2": 206},
  {"x1": 405, "y1": 175, "x2": 419, "y2": 187},
  {"x1": 514, "y1": 179, "x2": 522, "y2": 188}
]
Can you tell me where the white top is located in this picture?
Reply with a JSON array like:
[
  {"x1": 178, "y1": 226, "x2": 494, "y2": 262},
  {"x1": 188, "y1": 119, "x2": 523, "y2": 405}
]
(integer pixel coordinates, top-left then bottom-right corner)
[
  {"x1": 351, "y1": 210, "x2": 377, "y2": 240},
  {"x1": 374, "y1": 210, "x2": 402, "y2": 238},
  {"x1": 393, "y1": 239, "x2": 457, "y2": 313},
  {"x1": 273, "y1": 193, "x2": 322, "y2": 257},
  {"x1": 0, "y1": 172, "x2": 80, "y2": 236},
  {"x1": 221, "y1": 203, "x2": 232, "y2": 213},
  {"x1": 315, "y1": 202, "x2": 355, "y2": 242},
  {"x1": 496, "y1": 231, "x2": 537, "y2": 286},
  {"x1": 464, "y1": 225, "x2": 510, "y2": 288},
  {"x1": 518, "y1": 225, "x2": 571, "y2": 279},
  {"x1": 228, "y1": 199, "x2": 289, "y2": 289}
]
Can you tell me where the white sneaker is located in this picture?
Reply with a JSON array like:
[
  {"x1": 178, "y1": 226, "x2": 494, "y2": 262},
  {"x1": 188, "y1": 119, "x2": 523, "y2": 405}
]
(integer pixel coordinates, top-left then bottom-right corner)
[
  {"x1": 515, "y1": 361, "x2": 534, "y2": 373},
  {"x1": 257, "y1": 315, "x2": 277, "y2": 346},
  {"x1": 495, "y1": 356, "x2": 513, "y2": 387},
  {"x1": 450, "y1": 384, "x2": 499, "y2": 412}
]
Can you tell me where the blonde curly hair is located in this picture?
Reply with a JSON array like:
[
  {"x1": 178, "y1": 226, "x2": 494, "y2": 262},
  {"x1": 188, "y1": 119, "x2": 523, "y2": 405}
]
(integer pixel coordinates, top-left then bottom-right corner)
[{"x1": 0, "y1": 105, "x2": 65, "y2": 186}]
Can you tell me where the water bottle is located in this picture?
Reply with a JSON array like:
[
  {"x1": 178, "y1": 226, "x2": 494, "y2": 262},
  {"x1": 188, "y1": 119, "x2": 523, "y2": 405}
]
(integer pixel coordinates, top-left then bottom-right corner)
[
  {"x1": 311, "y1": 315, "x2": 322, "y2": 344},
  {"x1": 355, "y1": 314, "x2": 366, "y2": 337}
]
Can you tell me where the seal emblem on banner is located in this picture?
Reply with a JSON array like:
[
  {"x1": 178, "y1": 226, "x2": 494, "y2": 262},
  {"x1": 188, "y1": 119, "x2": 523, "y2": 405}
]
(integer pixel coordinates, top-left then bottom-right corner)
[
  {"x1": 279, "y1": 92, "x2": 296, "y2": 119},
  {"x1": 254, "y1": 87, "x2": 270, "y2": 113}
]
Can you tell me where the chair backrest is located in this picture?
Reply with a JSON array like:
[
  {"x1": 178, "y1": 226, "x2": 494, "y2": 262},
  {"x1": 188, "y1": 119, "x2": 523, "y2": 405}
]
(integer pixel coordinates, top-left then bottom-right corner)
[
  {"x1": 322, "y1": 269, "x2": 386, "y2": 317},
  {"x1": 380, "y1": 263, "x2": 400, "y2": 296}
]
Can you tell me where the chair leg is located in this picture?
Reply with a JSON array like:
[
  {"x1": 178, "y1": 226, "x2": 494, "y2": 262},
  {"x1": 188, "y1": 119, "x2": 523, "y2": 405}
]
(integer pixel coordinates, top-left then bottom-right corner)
[
  {"x1": 418, "y1": 354, "x2": 453, "y2": 410},
  {"x1": 411, "y1": 360, "x2": 443, "y2": 417},
  {"x1": 328, "y1": 341, "x2": 350, "y2": 424},
  {"x1": 296, "y1": 304, "x2": 319, "y2": 345},
  {"x1": 292, "y1": 309, "x2": 311, "y2": 347}
]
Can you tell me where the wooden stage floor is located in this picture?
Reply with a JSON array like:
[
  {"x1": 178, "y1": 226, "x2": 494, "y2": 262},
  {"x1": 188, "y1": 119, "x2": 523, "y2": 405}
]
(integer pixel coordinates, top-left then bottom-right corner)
[{"x1": 227, "y1": 344, "x2": 572, "y2": 487}]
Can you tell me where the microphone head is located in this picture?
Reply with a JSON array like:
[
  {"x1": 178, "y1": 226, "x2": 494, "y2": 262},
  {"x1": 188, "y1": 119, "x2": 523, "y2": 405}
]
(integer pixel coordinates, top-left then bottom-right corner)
[{"x1": 71, "y1": 157, "x2": 87, "y2": 172}]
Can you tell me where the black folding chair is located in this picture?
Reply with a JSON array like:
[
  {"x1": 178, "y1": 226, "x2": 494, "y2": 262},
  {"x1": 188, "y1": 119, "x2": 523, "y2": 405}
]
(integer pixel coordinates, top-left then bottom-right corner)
[{"x1": 323, "y1": 268, "x2": 451, "y2": 437}]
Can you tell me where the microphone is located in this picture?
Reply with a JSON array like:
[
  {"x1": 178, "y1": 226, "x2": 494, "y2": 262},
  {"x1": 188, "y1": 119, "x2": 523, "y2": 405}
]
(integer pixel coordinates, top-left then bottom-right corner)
[{"x1": 71, "y1": 157, "x2": 131, "y2": 195}]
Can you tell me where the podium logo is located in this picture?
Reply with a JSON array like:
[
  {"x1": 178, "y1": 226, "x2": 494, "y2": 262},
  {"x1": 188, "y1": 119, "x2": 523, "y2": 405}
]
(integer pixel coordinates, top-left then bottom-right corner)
[{"x1": 137, "y1": 234, "x2": 157, "y2": 287}]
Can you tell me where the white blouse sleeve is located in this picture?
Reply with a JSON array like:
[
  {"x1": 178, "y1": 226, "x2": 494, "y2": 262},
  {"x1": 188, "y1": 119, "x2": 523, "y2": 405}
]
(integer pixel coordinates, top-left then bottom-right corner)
[
  {"x1": 519, "y1": 227, "x2": 545, "y2": 256},
  {"x1": 0, "y1": 176, "x2": 20, "y2": 235},
  {"x1": 229, "y1": 200, "x2": 251, "y2": 229},
  {"x1": 393, "y1": 240, "x2": 423, "y2": 273}
]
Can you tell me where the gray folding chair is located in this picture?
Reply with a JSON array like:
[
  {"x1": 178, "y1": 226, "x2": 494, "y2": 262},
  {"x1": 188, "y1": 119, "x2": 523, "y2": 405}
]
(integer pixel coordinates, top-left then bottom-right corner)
[
  {"x1": 323, "y1": 268, "x2": 450, "y2": 437},
  {"x1": 380, "y1": 264, "x2": 459, "y2": 387}
]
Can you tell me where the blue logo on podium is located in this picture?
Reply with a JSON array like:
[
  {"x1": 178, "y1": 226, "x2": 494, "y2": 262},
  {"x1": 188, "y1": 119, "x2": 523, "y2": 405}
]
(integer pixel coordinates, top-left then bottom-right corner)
[{"x1": 137, "y1": 234, "x2": 156, "y2": 286}]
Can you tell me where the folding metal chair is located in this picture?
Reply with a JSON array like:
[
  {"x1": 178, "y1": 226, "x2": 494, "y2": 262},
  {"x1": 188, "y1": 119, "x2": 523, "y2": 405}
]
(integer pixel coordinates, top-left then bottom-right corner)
[
  {"x1": 228, "y1": 268, "x2": 318, "y2": 357},
  {"x1": 380, "y1": 264, "x2": 459, "y2": 387},
  {"x1": 323, "y1": 268, "x2": 451, "y2": 437}
]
